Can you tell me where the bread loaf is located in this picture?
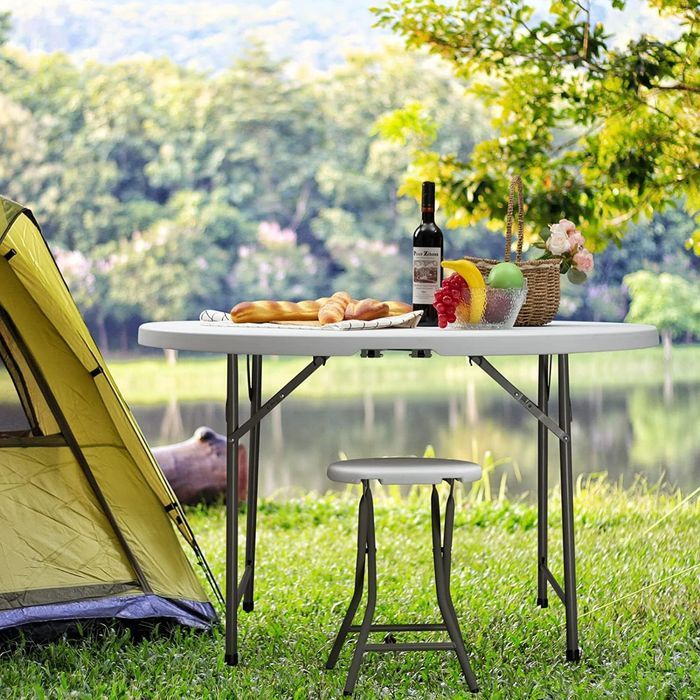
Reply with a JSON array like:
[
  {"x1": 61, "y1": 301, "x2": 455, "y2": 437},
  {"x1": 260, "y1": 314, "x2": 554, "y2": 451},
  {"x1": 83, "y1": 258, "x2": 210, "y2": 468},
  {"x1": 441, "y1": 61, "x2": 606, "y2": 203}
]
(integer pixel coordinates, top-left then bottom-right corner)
[
  {"x1": 344, "y1": 298, "x2": 390, "y2": 321},
  {"x1": 384, "y1": 301, "x2": 412, "y2": 316},
  {"x1": 318, "y1": 292, "x2": 351, "y2": 325},
  {"x1": 230, "y1": 298, "x2": 328, "y2": 323}
]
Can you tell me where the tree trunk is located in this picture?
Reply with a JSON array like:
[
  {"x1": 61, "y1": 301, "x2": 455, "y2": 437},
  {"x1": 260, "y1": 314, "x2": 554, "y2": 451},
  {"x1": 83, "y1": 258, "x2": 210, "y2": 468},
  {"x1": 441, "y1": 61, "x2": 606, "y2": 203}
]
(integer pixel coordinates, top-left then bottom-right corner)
[
  {"x1": 661, "y1": 328, "x2": 674, "y2": 404},
  {"x1": 120, "y1": 323, "x2": 129, "y2": 352},
  {"x1": 153, "y1": 427, "x2": 248, "y2": 505},
  {"x1": 96, "y1": 314, "x2": 109, "y2": 353},
  {"x1": 661, "y1": 328, "x2": 672, "y2": 365}
]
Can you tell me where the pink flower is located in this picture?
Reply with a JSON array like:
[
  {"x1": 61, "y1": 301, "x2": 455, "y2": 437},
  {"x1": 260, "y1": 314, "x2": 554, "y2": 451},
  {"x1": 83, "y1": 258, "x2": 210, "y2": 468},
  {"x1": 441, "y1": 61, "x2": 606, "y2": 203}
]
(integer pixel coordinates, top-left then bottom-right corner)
[
  {"x1": 568, "y1": 230, "x2": 585, "y2": 251},
  {"x1": 573, "y1": 248, "x2": 594, "y2": 274},
  {"x1": 559, "y1": 219, "x2": 577, "y2": 234}
]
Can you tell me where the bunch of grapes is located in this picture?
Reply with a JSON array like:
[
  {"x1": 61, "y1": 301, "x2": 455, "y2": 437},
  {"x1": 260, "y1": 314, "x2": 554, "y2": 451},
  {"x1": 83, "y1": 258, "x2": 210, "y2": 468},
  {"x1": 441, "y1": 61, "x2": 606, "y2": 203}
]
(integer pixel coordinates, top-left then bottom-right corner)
[{"x1": 434, "y1": 273, "x2": 467, "y2": 328}]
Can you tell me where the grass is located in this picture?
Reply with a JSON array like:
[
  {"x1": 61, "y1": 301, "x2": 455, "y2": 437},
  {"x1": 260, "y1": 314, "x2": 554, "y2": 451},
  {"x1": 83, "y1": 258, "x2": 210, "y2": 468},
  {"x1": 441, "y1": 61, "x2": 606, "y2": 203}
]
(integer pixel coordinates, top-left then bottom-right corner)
[
  {"x1": 102, "y1": 344, "x2": 700, "y2": 405},
  {"x1": 1, "y1": 478, "x2": 698, "y2": 698}
]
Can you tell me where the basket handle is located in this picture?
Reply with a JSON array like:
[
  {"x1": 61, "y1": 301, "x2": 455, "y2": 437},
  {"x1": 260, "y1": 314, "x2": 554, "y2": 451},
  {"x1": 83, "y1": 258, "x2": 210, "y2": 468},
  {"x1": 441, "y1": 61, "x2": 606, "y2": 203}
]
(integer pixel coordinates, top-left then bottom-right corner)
[{"x1": 504, "y1": 175, "x2": 524, "y2": 263}]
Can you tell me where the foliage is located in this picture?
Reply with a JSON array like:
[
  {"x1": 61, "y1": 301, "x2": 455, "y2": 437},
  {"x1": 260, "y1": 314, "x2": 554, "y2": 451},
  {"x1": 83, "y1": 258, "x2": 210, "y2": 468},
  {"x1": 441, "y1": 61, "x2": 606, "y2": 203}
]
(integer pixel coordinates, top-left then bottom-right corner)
[
  {"x1": 231, "y1": 221, "x2": 328, "y2": 301},
  {"x1": 0, "y1": 21, "x2": 698, "y2": 343},
  {"x1": 625, "y1": 270, "x2": 700, "y2": 338},
  {"x1": 0, "y1": 484, "x2": 697, "y2": 697},
  {"x1": 373, "y1": 0, "x2": 700, "y2": 249},
  {"x1": 0, "y1": 41, "x2": 503, "y2": 338}
]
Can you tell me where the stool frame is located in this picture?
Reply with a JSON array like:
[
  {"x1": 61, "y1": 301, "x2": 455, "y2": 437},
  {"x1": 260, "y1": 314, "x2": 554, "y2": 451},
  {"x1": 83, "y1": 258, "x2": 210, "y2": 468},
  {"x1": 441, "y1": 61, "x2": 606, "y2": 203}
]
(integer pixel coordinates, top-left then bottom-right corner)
[{"x1": 326, "y1": 478, "x2": 478, "y2": 696}]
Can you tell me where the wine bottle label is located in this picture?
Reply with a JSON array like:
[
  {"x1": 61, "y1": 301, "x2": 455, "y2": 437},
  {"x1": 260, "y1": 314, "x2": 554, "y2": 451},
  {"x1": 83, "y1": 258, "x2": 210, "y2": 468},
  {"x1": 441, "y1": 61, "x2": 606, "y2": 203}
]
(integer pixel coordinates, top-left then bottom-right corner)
[{"x1": 412, "y1": 247, "x2": 442, "y2": 303}]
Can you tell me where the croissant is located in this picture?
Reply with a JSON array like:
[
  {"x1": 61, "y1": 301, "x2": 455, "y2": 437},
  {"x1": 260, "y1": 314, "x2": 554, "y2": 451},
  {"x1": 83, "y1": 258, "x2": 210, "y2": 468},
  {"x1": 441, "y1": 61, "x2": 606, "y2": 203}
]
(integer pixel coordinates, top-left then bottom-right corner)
[
  {"x1": 230, "y1": 298, "x2": 328, "y2": 323},
  {"x1": 318, "y1": 292, "x2": 351, "y2": 325},
  {"x1": 344, "y1": 298, "x2": 390, "y2": 321}
]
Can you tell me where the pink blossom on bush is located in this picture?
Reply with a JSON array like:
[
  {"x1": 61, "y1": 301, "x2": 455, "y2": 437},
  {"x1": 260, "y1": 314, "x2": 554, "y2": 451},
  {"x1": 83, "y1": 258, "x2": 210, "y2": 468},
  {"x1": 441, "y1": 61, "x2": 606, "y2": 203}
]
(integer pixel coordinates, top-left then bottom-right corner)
[
  {"x1": 573, "y1": 248, "x2": 594, "y2": 273},
  {"x1": 258, "y1": 221, "x2": 297, "y2": 247},
  {"x1": 54, "y1": 248, "x2": 96, "y2": 292}
]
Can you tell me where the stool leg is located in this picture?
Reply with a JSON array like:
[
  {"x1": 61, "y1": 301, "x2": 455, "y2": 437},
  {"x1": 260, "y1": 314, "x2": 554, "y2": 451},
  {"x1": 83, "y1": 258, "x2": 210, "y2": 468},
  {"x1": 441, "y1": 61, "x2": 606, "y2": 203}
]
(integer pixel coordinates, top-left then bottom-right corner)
[
  {"x1": 326, "y1": 487, "x2": 369, "y2": 670},
  {"x1": 441, "y1": 480, "x2": 463, "y2": 631},
  {"x1": 431, "y1": 485, "x2": 479, "y2": 694},
  {"x1": 343, "y1": 482, "x2": 377, "y2": 696}
]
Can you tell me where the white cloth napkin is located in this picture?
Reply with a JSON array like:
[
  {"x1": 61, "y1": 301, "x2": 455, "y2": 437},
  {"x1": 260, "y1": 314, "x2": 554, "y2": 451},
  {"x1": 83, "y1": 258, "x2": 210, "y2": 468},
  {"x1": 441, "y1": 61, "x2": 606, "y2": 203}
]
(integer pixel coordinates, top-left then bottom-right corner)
[{"x1": 199, "y1": 309, "x2": 423, "y2": 330}]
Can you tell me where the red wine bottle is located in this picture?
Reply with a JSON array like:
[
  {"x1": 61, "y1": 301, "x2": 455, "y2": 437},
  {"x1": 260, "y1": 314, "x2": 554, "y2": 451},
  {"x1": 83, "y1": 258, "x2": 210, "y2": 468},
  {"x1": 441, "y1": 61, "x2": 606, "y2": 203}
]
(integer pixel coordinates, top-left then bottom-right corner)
[{"x1": 412, "y1": 181, "x2": 443, "y2": 326}]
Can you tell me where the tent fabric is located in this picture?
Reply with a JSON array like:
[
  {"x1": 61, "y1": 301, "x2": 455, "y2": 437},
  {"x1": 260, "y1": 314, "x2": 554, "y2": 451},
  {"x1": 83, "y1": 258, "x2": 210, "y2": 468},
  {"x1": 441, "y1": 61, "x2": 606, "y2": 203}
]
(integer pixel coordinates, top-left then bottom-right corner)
[
  {"x1": 0, "y1": 196, "x2": 218, "y2": 632},
  {"x1": 0, "y1": 594, "x2": 214, "y2": 632}
]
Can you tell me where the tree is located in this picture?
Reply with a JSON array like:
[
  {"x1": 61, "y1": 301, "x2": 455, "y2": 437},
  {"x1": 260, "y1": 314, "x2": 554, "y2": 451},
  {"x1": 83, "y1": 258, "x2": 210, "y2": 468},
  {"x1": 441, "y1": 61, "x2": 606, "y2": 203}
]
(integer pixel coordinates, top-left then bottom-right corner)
[
  {"x1": 374, "y1": 0, "x2": 700, "y2": 250},
  {"x1": 624, "y1": 271, "x2": 700, "y2": 359}
]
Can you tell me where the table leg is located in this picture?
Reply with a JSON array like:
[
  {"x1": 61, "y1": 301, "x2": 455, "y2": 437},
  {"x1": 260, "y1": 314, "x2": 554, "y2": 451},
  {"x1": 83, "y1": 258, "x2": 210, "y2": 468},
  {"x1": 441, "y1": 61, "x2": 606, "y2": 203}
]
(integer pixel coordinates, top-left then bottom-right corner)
[
  {"x1": 243, "y1": 354, "x2": 263, "y2": 612},
  {"x1": 537, "y1": 355, "x2": 550, "y2": 608},
  {"x1": 558, "y1": 354, "x2": 581, "y2": 661},
  {"x1": 225, "y1": 354, "x2": 239, "y2": 666}
]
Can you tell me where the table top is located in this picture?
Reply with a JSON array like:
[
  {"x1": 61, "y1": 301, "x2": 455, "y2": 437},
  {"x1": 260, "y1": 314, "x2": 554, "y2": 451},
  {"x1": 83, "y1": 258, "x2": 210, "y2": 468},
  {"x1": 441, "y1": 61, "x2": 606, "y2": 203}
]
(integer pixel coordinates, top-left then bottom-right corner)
[{"x1": 138, "y1": 320, "x2": 659, "y2": 357}]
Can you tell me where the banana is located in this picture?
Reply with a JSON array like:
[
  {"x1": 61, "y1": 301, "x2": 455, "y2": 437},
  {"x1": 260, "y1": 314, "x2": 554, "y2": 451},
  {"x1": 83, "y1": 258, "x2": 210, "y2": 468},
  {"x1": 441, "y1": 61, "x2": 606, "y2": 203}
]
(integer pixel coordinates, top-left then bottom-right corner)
[{"x1": 441, "y1": 259, "x2": 486, "y2": 324}]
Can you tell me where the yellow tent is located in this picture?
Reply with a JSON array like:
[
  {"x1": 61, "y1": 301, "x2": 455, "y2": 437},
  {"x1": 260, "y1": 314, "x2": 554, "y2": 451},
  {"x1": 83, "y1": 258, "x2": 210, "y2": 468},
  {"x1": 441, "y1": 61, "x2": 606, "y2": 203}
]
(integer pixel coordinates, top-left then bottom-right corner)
[{"x1": 0, "y1": 197, "x2": 218, "y2": 632}]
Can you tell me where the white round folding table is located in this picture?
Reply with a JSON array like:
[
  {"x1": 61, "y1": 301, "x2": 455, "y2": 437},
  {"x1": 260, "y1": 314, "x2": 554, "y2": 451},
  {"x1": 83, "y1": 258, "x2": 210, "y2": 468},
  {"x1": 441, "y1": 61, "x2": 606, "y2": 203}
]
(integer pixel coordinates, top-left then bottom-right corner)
[{"x1": 138, "y1": 320, "x2": 658, "y2": 667}]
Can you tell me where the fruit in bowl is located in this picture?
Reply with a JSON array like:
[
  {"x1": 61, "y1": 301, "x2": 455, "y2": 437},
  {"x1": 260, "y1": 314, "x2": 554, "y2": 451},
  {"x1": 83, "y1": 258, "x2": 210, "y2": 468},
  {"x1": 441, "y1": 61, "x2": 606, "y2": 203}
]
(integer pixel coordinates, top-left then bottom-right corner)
[
  {"x1": 487, "y1": 262, "x2": 524, "y2": 289},
  {"x1": 434, "y1": 259, "x2": 527, "y2": 328},
  {"x1": 434, "y1": 259, "x2": 486, "y2": 328}
]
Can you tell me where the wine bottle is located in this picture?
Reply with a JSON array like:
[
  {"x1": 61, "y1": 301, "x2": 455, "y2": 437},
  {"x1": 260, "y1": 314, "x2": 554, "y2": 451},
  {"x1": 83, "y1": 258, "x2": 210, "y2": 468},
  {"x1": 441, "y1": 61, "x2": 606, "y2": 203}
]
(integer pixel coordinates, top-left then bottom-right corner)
[{"x1": 412, "y1": 181, "x2": 443, "y2": 326}]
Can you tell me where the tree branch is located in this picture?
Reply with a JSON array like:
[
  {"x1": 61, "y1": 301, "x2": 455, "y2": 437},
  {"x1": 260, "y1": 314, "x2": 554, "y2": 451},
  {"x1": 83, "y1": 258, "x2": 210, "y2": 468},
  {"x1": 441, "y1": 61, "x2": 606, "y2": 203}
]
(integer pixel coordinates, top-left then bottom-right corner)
[{"x1": 651, "y1": 83, "x2": 700, "y2": 94}]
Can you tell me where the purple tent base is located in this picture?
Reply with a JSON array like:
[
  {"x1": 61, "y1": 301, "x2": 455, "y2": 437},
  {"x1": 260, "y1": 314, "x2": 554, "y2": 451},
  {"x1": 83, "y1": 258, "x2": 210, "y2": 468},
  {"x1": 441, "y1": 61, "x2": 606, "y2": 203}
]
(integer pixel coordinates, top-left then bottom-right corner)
[{"x1": 0, "y1": 594, "x2": 217, "y2": 632}]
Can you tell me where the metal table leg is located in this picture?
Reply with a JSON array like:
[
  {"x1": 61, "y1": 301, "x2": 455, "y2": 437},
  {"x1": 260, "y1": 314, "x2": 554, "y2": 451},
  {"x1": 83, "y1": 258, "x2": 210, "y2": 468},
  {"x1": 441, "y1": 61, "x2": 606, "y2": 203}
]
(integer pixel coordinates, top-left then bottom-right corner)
[
  {"x1": 537, "y1": 355, "x2": 551, "y2": 608},
  {"x1": 223, "y1": 354, "x2": 329, "y2": 665},
  {"x1": 225, "y1": 354, "x2": 239, "y2": 666},
  {"x1": 243, "y1": 354, "x2": 263, "y2": 613},
  {"x1": 468, "y1": 354, "x2": 581, "y2": 661},
  {"x1": 558, "y1": 354, "x2": 581, "y2": 661}
]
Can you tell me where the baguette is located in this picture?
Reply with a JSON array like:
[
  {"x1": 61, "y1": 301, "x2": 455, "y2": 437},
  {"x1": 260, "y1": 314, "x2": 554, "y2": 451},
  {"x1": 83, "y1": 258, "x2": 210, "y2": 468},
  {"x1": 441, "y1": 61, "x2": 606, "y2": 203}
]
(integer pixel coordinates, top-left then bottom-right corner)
[
  {"x1": 384, "y1": 300, "x2": 412, "y2": 316},
  {"x1": 230, "y1": 298, "x2": 328, "y2": 323},
  {"x1": 344, "y1": 298, "x2": 390, "y2": 321},
  {"x1": 318, "y1": 291, "x2": 351, "y2": 325}
]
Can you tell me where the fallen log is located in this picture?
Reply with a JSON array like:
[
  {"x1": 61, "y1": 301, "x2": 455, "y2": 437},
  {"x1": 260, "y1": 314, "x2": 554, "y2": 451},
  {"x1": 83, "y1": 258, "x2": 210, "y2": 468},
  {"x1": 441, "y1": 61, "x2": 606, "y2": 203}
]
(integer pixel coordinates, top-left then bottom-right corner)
[{"x1": 152, "y1": 426, "x2": 248, "y2": 505}]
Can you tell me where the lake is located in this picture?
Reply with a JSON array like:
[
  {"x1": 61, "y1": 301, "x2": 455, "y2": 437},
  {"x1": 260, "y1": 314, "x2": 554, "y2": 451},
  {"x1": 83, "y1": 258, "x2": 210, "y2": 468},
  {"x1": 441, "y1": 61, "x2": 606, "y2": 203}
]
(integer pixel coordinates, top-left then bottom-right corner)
[
  {"x1": 135, "y1": 377, "x2": 700, "y2": 499},
  {"x1": 3, "y1": 353, "x2": 698, "y2": 499}
]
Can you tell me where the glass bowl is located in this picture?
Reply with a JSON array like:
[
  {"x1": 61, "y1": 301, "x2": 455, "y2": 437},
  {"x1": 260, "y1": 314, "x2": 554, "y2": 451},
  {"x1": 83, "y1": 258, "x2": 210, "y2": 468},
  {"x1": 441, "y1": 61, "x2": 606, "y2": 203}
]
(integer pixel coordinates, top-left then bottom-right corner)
[{"x1": 444, "y1": 282, "x2": 528, "y2": 330}]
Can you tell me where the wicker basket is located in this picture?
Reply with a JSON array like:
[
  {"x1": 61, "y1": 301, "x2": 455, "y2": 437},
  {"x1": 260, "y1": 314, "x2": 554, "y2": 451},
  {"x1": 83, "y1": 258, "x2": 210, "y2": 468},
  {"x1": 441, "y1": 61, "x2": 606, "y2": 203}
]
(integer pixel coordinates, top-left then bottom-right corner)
[{"x1": 465, "y1": 176, "x2": 561, "y2": 326}]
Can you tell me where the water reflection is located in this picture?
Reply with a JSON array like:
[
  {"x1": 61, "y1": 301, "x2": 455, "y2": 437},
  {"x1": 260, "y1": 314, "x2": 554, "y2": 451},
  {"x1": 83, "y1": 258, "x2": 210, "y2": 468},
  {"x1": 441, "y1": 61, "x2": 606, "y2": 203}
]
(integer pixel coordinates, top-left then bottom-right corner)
[
  {"x1": 131, "y1": 381, "x2": 700, "y2": 499},
  {"x1": 2, "y1": 375, "x2": 697, "y2": 499}
]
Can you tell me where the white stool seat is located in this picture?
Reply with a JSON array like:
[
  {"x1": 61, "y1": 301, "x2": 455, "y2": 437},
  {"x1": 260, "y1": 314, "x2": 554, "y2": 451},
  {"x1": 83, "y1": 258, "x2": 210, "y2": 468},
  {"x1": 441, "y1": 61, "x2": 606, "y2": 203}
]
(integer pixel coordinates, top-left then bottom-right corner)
[{"x1": 327, "y1": 457, "x2": 482, "y2": 485}]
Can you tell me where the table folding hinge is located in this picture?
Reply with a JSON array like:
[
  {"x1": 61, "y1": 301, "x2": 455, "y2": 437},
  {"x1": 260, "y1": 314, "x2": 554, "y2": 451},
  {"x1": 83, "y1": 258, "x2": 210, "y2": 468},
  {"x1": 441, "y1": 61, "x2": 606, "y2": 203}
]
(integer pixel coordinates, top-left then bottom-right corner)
[
  {"x1": 361, "y1": 349, "x2": 383, "y2": 358},
  {"x1": 410, "y1": 349, "x2": 432, "y2": 358},
  {"x1": 468, "y1": 355, "x2": 568, "y2": 441}
]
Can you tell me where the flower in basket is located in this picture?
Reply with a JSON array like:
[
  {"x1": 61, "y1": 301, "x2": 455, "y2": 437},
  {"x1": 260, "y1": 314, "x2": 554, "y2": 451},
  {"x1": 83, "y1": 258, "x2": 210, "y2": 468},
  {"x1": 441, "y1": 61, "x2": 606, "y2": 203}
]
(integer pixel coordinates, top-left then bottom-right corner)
[{"x1": 535, "y1": 218, "x2": 594, "y2": 284}]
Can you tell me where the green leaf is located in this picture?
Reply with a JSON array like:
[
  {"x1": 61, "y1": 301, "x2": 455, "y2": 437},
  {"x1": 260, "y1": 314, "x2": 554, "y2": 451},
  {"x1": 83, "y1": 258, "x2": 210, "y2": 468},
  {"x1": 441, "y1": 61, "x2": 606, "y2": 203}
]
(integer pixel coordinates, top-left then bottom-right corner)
[{"x1": 567, "y1": 267, "x2": 588, "y2": 284}]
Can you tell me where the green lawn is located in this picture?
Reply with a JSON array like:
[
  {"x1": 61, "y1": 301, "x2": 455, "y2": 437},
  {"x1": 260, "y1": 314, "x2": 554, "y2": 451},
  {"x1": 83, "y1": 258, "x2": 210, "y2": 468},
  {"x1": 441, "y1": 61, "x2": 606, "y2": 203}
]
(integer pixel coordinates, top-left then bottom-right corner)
[
  {"x1": 1, "y1": 480, "x2": 698, "y2": 698},
  {"x1": 107, "y1": 344, "x2": 699, "y2": 405}
]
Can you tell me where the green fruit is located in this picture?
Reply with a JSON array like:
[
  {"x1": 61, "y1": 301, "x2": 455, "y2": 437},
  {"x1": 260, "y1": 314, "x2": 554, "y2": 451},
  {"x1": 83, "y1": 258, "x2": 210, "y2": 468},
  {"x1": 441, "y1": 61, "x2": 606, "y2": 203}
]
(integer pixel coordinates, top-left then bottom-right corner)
[{"x1": 487, "y1": 262, "x2": 524, "y2": 289}]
